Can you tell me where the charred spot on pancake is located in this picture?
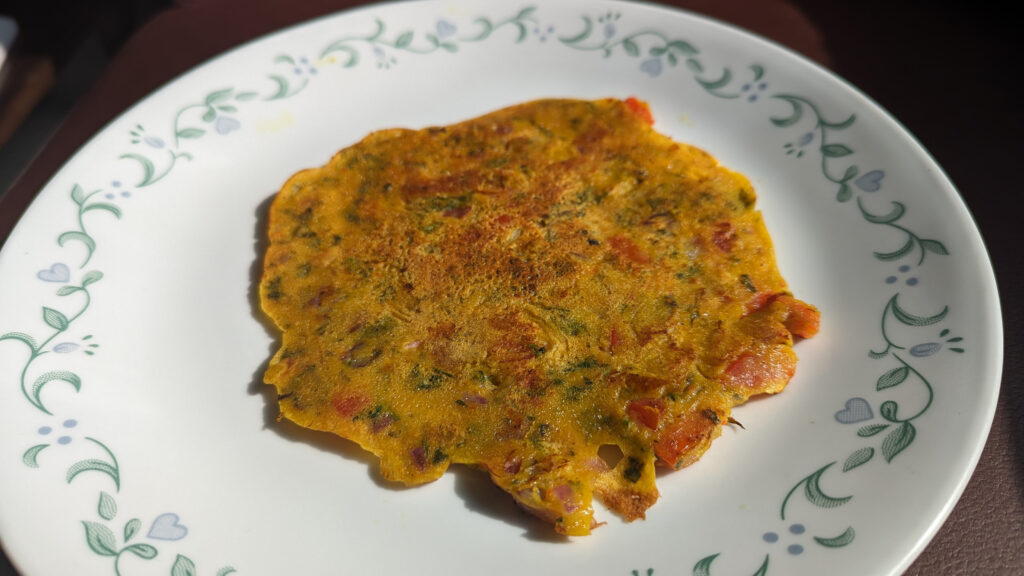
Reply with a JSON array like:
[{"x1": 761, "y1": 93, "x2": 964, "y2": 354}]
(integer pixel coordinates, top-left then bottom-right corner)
[{"x1": 259, "y1": 98, "x2": 819, "y2": 536}]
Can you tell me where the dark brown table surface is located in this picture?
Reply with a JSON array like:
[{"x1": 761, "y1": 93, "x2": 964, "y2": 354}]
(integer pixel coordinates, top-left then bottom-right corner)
[{"x1": 1, "y1": 0, "x2": 1019, "y2": 574}]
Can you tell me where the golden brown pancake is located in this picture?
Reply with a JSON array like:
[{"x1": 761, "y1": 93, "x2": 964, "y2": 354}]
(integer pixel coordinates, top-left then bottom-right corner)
[{"x1": 259, "y1": 98, "x2": 819, "y2": 535}]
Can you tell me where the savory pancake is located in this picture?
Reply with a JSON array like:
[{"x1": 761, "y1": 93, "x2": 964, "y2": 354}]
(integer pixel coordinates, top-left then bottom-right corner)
[{"x1": 259, "y1": 98, "x2": 819, "y2": 535}]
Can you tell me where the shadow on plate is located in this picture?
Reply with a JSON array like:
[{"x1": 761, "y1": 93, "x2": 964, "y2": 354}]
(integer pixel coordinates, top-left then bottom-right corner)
[
  {"x1": 449, "y1": 464, "x2": 570, "y2": 543},
  {"x1": 245, "y1": 192, "x2": 399, "y2": 489}
]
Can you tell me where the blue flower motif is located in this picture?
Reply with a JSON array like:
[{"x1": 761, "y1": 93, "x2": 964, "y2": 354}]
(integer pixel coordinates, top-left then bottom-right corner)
[
  {"x1": 215, "y1": 116, "x2": 241, "y2": 135},
  {"x1": 640, "y1": 58, "x2": 662, "y2": 77},
  {"x1": 741, "y1": 81, "x2": 768, "y2": 102},
  {"x1": 36, "y1": 418, "x2": 78, "y2": 445},
  {"x1": 436, "y1": 19, "x2": 456, "y2": 38},
  {"x1": 885, "y1": 264, "x2": 918, "y2": 286},
  {"x1": 603, "y1": 23, "x2": 616, "y2": 39},
  {"x1": 533, "y1": 25, "x2": 555, "y2": 42},
  {"x1": 53, "y1": 342, "x2": 79, "y2": 353},
  {"x1": 763, "y1": 523, "x2": 807, "y2": 555},
  {"x1": 784, "y1": 131, "x2": 814, "y2": 158},
  {"x1": 131, "y1": 125, "x2": 165, "y2": 148},
  {"x1": 854, "y1": 169, "x2": 885, "y2": 192},
  {"x1": 909, "y1": 342, "x2": 942, "y2": 357},
  {"x1": 105, "y1": 180, "x2": 132, "y2": 200}
]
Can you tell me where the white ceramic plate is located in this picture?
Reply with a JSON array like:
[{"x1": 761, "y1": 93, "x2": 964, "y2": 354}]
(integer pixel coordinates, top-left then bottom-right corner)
[{"x1": 0, "y1": 1, "x2": 1002, "y2": 575}]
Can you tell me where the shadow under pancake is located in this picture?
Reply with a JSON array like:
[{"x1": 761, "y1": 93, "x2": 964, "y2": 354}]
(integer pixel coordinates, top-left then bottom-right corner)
[
  {"x1": 246, "y1": 192, "x2": 410, "y2": 490},
  {"x1": 449, "y1": 464, "x2": 570, "y2": 543}
]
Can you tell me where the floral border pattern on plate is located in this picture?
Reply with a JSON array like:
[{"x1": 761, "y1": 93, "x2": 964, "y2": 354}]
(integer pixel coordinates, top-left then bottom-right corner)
[{"x1": 0, "y1": 5, "x2": 963, "y2": 575}]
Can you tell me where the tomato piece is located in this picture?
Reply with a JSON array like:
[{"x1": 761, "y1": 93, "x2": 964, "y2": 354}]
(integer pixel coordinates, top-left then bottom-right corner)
[
  {"x1": 331, "y1": 394, "x2": 369, "y2": 418},
  {"x1": 625, "y1": 97, "x2": 654, "y2": 125},
  {"x1": 777, "y1": 294, "x2": 820, "y2": 339},
  {"x1": 723, "y1": 348, "x2": 796, "y2": 394},
  {"x1": 608, "y1": 235, "x2": 651, "y2": 264},
  {"x1": 609, "y1": 328, "x2": 620, "y2": 353},
  {"x1": 654, "y1": 409, "x2": 718, "y2": 469},
  {"x1": 745, "y1": 291, "x2": 781, "y2": 314},
  {"x1": 711, "y1": 222, "x2": 735, "y2": 252},
  {"x1": 627, "y1": 398, "x2": 666, "y2": 429}
]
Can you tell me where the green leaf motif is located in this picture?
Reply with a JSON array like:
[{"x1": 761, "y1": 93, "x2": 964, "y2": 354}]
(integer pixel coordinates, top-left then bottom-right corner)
[
  {"x1": 177, "y1": 128, "x2": 206, "y2": 139},
  {"x1": 43, "y1": 307, "x2": 70, "y2": 330},
  {"x1": 22, "y1": 444, "x2": 49, "y2": 467},
  {"x1": 752, "y1": 554, "x2": 770, "y2": 576},
  {"x1": 124, "y1": 518, "x2": 141, "y2": 542},
  {"x1": 697, "y1": 68, "x2": 733, "y2": 91},
  {"x1": 120, "y1": 153, "x2": 155, "y2": 187},
  {"x1": 266, "y1": 75, "x2": 291, "y2": 100},
  {"x1": 81, "y1": 270, "x2": 104, "y2": 286},
  {"x1": 770, "y1": 97, "x2": 803, "y2": 127},
  {"x1": 836, "y1": 183, "x2": 852, "y2": 202},
  {"x1": 692, "y1": 553, "x2": 719, "y2": 576},
  {"x1": 515, "y1": 6, "x2": 536, "y2": 20},
  {"x1": 559, "y1": 16, "x2": 592, "y2": 44},
  {"x1": 204, "y1": 88, "x2": 233, "y2": 106},
  {"x1": 882, "y1": 421, "x2": 916, "y2": 462},
  {"x1": 804, "y1": 463, "x2": 852, "y2": 510},
  {"x1": 841, "y1": 164, "x2": 859, "y2": 182},
  {"x1": 842, "y1": 447, "x2": 874, "y2": 472},
  {"x1": 879, "y1": 400, "x2": 899, "y2": 422},
  {"x1": 815, "y1": 526, "x2": 856, "y2": 548},
  {"x1": 68, "y1": 459, "x2": 120, "y2": 489},
  {"x1": 821, "y1": 143, "x2": 853, "y2": 157},
  {"x1": 622, "y1": 38, "x2": 640, "y2": 57},
  {"x1": 0, "y1": 331, "x2": 38, "y2": 351},
  {"x1": 920, "y1": 239, "x2": 949, "y2": 256},
  {"x1": 821, "y1": 114, "x2": 856, "y2": 130},
  {"x1": 83, "y1": 202, "x2": 123, "y2": 219},
  {"x1": 71, "y1": 184, "x2": 86, "y2": 205},
  {"x1": 273, "y1": 54, "x2": 295, "y2": 65},
  {"x1": 667, "y1": 40, "x2": 697, "y2": 53},
  {"x1": 202, "y1": 109, "x2": 217, "y2": 122},
  {"x1": 877, "y1": 366, "x2": 909, "y2": 390},
  {"x1": 235, "y1": 91, "x2": 259, "y2": 101},
  {"x1": 860, "y1": 200, "x2": 906, "y2": 224},
  {"x1": 875, "y1": 236, "x2": 914, "y2": 261},
  {"x1": 216, "y1": 568, "x2": 238, "y2": 576},
  {"x1": 98, "y1": 491, "x2": 117, "y2": 521},
  {"x1": 124, "y1": 543, "x2": 158, "y2": 559},
  {"x1": 857, "y1": 423, "x2": 889, "y2": 437},
  {"x1": 216, "y1": 105, "x2": 237, "y2": 113},
  {"x1": 82, "y1": 521, "x2": 118, "y2": 557},
  {"x1": 394, "y1": 31, "x2": 414, "y2": 48},
  {"x1": 68, "y1": 439, "x2": 121, "y2": 489},
  {"x1": 32, "y1": 370, "x2": 82, "y2": 413},
  {"x1": 58, "y1": 231, "x2": 96, "y2": 256},
  {"x1": 56, "y1": 285, "x2": 81, "y2": 296},
  {"x1": 172, "y1": 554, "x2": 197, "y2": 576},
  {"x1": 892, "y1": 297, "x2": 948, "y2": 326}
]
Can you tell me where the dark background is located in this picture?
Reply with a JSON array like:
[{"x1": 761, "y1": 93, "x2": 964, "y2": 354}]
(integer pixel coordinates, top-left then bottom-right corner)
[{"x1": 0, "y1": 0, "x2": 1019, "y2": 573}]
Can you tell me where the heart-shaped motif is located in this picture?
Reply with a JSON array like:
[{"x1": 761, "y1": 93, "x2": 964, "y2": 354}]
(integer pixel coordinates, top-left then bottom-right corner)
[
  {"x1": 854, "y1": 169, "x2": 885, "y2": 192},
  {"x1": 215, "y1": 116, "x2": 241, "y2": 135},
  {"x1": 436, "y1": 19, "x2": 456, "y2": 38},
  {"x1": 834, "y1": 397, "x2": 873, "y2": 424},
  {"x1": 37, "y1": 263, "x2": 70, "y2": 283},
  {"x1": 147, "y1": 513, "x2": 188, "y2": 541},
  {"x1": 639, "y1": 58, "x2": 662, "y2": 78}
]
